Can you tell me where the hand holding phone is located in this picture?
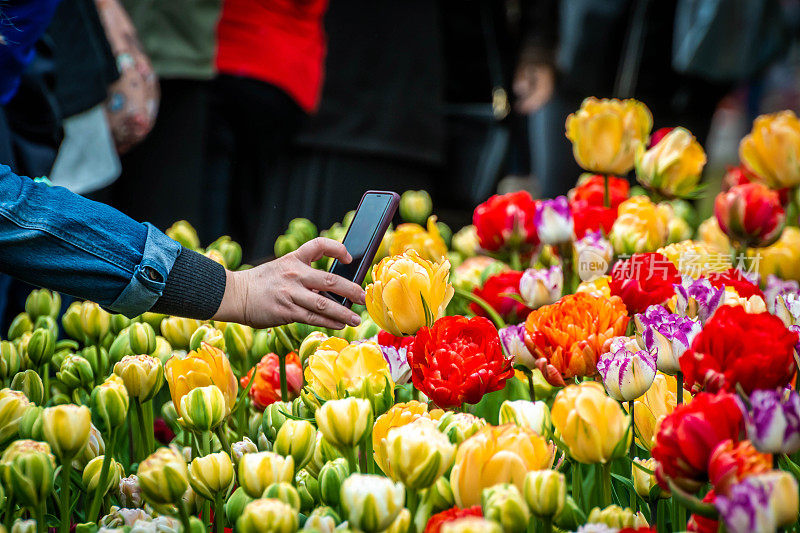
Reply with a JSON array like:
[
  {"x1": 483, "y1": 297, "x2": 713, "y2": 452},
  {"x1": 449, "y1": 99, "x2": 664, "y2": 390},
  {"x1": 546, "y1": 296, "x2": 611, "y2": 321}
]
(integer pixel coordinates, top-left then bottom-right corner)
[{"x1": 324, "y1": 191, "x2": 399, "y2": 307}]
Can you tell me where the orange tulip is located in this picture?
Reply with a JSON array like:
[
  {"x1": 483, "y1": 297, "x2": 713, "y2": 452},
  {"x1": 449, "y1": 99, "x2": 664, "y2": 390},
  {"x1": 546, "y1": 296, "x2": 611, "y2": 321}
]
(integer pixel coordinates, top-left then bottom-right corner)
[
  {"x1": 524, "y1": 293, "x2": 628, "y2": 386},
  {"x1": 165, "y1": 343, "x2": 238, "y2": 414}
]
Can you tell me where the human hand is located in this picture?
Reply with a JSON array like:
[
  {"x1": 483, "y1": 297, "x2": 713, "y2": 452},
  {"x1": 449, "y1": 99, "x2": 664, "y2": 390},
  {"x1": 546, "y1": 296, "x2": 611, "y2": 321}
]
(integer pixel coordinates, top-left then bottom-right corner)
[
  {"x1": 513, "y1": 61, "x2": 555, "y2": 115},
  {"x1": 213, "y1": 238, "x2": 366, "y2": 329}
]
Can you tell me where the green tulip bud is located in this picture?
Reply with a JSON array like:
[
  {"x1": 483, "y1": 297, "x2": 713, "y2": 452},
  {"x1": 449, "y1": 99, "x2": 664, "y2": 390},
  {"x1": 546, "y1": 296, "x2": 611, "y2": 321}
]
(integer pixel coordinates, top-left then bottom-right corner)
[
  {"x1": 179, "y1": 385, "x2": 227, "y2": 431},
  {"x1": 523, "y1": 470, "x2": 566, "y2": 518},
  {"x1": 297, "y1": 331, "x2": 328, "y2": 366},
  {"x1": 161, "y1": 400, "x2": 180, "y2": 434},
  {"x1": 79, "y1": 302, "x2": 111, "y2": 345},
  {"x1": 25, "y1": 289, "x2": 61, "y2": 322},
  {"x1": 139, "y1": 312, "x2": 166, "y2": 332},
  {"x1": 0, "y1": 440, "x2": 56, "y2": 508},
  {"x1": 137, "y1": 447, "x2": 190, "y2": 506},
  {"x1": 0, "y1": 388, "x2": 33, "y2": 442},
  {"x1": 0, "y1": 341, "x2": 21, "y2": 382},
  {"x1": 429, "y1": 476, "x2": 455, "y2": 513},
  {"x1": 90, "y1": 375, "x2": 130, "y2": 431},
  {"x1": 437, "y1": 412, "x2": 487, "y2": 445},
  {"x1": 340, "y1": 474, "x2": 405, "y2": 533},
  {"x1": 262, "y1": 401, "x2": 291, "y2": 440},
  {"x1": 81, "y1": 346, "x2": 109, "y2": 381},
  {"x1": 237, "y1": 498, "x2": 298, "y2": 533},
  {"x1": 262, "y1": 482, "x2": 301, "y2": 511},
  {"x1": 208, "y1": 235, "x2": 243, "y2": 270},
  {"x1": 274, "y1": 234, "x2": 301, "y2": 258},
  {"x1": 291, "y1": 396, "x2": 313, "y2": 419},
  {"x1": 57, "y1": 354, "x2": 94, "y2": 390},
  {"x1": 7, "y1": 313, "x2": 33, "y2": 341},
  {"x1": 251, "y1": 329, "x2": 270, "y2": 360},
  {"x1": 55, "y1": 338, "x2": 79, "y2": 352},
  {"x1": 33, "y1": 316, "x2": 57, "y2": 339},
  {"x1": 26, "y1": 328, "x2": 55, "y2": 368},
  {"x1": 17, "y1": 405, "x2": 43, "y2": 440},
  {"x1": 190, "y1": 324, "x2": 225, "y2": 352},
  {"x1": 82, "y1": 455, "x2": 121, "y2": 495},
  {"x1": 166, "y1": 220, "x2": 200, "y2": 250},
  {"x1": 318, "y1": 458, "x2": 349, "y2": 507},
  {"x1": 61, "y1": 302, "x2": 84, "y2": 343},
  {"x1": 295, "y1": 469, "x2": 320, "y2": 513},
  {"x1": 108, "y1": 329, "x2": 133, "y2": 364},
  {"x1": 287, "y1": 218, "x2": 318, "y2": 244},
  {"x1": 342, "y1": 210, "x2": 356, "y2": 228},
  {"x1": 481, "y1": 484, "x2": 530, "y2": 533},
  {"x1": 226, "y1": 486, "x2": 255, "y2": 525},
  {"x1": 109, "y1": 314, "x2": 131, "y2": 335},
  {"x1": 225, "y1": 323, "x2": 253, "y2": 369},
  {"x1": 188, "y1": 451, "x2": 235, "y2": 501},
  {"x1": 274, "y1": 419, "x2": 316, "y2": 472},
  {"x1": 436, "y1": 221, "x2": 453, "y2": 248},
  {"x1": 267, "y1": 327, "x2": 295, "y2": 358},
  {"x1": 399, "y1": 190, "x2": 433, "y2": 225},
  {"x1": 128, "y1": 322, "x2": 156, "y2": 355},
  {"x1": 10, "y1": 370, "x2": 44, "y2": 405},
  {"x1": 231, "y1": 436, "x2": 258, "y2": 467},
  {"x1": 305, "y1": 507, "x2": 339, "y2": 533},
  {"x1": 152, "y1": 336, "x2": 173, "y2": 365}
]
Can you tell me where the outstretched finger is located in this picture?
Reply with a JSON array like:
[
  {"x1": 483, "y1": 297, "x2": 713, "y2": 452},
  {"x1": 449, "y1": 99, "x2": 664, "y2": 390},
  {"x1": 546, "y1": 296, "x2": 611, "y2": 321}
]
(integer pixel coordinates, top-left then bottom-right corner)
[
  {"x1": 302, "y1": 266, "x2": 366, "y2": 306},
  {"x1": 288, "y1": 303, "x2": 348, "y2": 330},
  {"x1": 292, "y1": 289, "x2": 362, "y2": 328},
  {"x1": 294, "y1": 237, "x2": 352, "y2": 265}
]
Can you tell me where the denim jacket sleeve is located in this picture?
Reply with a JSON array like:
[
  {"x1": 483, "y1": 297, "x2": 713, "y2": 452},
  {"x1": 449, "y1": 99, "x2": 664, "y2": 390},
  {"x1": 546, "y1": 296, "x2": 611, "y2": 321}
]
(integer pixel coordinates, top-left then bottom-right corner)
[{"x1": 0, "y1": 164, "x2": 198, "y2": 316}]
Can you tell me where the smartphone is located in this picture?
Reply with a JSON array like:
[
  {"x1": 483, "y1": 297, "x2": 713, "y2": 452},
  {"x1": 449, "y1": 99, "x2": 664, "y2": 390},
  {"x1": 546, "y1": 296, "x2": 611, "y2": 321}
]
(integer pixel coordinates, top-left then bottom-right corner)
[{"x1": 324, "y1": 190, "x2": 400, "y2": 307}]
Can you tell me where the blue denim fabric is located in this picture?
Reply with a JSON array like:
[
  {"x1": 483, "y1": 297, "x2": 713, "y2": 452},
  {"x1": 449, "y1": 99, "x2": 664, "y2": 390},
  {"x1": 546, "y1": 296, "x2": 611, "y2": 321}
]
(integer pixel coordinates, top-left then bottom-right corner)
[{"x1": 0, "y1": 164, "x2": 181, "y2": 316}]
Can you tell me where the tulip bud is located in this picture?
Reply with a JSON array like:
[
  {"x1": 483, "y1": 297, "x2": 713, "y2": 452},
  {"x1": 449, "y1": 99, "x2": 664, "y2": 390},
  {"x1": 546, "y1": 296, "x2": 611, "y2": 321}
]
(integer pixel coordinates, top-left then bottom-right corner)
[
  {"x1": 274, "y1": 234, "x2": 301, "y2": 258},
  {"x1": 523, "y1": 470, "x2": 566, "y2": 518},
  {"x1": 42, "y1": 404, "x2": 92, "y2": 460},
  {"x1": 296, "y1": 469, "x2": 320, "y2": 513},
  {"x1": 10, "y1": 371, "x2": 43, "y2": 405},
  {"x1": 208, "y1": 235, "x2": 243, "y2": 270},
  {"x1": 137, "y1": 447, "x2": 189, "y2": 505},
  {"x1": 189, "y1": 324, "x2": 224, "y2": 353},
  {"x1": 399, "y1": 190, "x2": 433, "y2": 225},
  {"x1": 73, "y1": 423, "x2": 105, "y2": 470},
  {"x1": 128, "y1": 322, "x2": 156, "y2": 355},
  {"x1": 113, "y1": 355, "x2": 163, "y2": 402},
  {"x1": 188, "y1": 451, "x2": 235, "y2": 501},
  {"x1": 57, "y1": 354, "x2": 94, "y2": 390},
  {"x1": 385, "y1": 418, "x2": 455, "y2": 490},
  {"x1": 166, "y1": 220, "x2": 201, "y2": 249},
  {"x1": 82, "y1": 455, "x2": 121, "y2": 495},
  {"x1": 109, "y1": 314, "x2": 131, "y2": 335},
  {"x1": 108, "y1": 330, "x2": 133, "y2": 364},
  {"x1": 596, "y1": 336, "x2": 657, "y2": 402},
  {"x1": 25, "y1": 289, "x2": 61, "y2": 322},
  {"x1": 428, "y1": 476, "x2": 455, "y2": 513},
  {"x1": 297, "y1": 331, "x2": 328, "y2": 366},
  {"x1": 286, "y1": 218, "x2": 318, "y2": 244},
  {"x1": 0, "y1": 440, "x2": 56, "y2": 508},
  {"x1": 0, "y1": 388, "x2": 33, "y2": 442},
  {"x1": 224, "y1": 323, "x2": 253, "y2": 369},
  {"x1": 437, "y1": 412, "x2": 486, "y2": 445},
  {"x1": 586, "y1": 505, "x2": 648, "y2": 529},
  {"x1": 341, "y1": 474, "x2": 405, "y2": 533},
  {"x1": 292, "y1": 396, "x2": 314, "y2": 419},
  {"x1": 11, "y1": 521, "x2": 35, "y2": 533},
  {"x1": 226, "y1": 486, "x2": 255, "y2": 526},
  {"x1": 117, "y1": 474, "x2": 143, "y2": 508},
  {"x1": 160, "y1": 317, "x2": 201, "y2": 350},
  {"x1": 441, "y1": 518, "x2": 502, "y2": 533},
  {"x1": 152, "y1": 336, "x2": 172, "y2": 365},
  {"x1": 267, "y1": 327, "x2": 296, "y2": 359},
  {"x1": 263, "y1": 482, "x2": 301, "y2": 511},
  {"x1": 237, "y1": 498, "x2": 298, "y2": 533},
  {"x1": 81, "y1": 345, "x2": 110, "y2": 381},
  {"x1": 315, "y1": 397, "x2": 373, "y2": 450},
  {"x1": 481, "y1": 483, "x2": 530, "y2": 533},
  {"x1": 632, "y1": 458, "x2": 662, "y2": 501},
  {"x1": 90, "y1": 375, "x2": 130, "y2": 431},
  {"x1": 0, "y1": 341, "x2": 21, "y2": 382},
  {"x1": 231, "y1": 436, "x2": 259, "y2": 467},
  {"x1": 303, "y1": 509, "x2": 336, "y2": 533},
  {"x1": 26, "y1": 328, "x2": 55, "y2": 368},
  {"x1": 306, "y1": 432, "x2": 342, "y2": 478},
  {"x1": 499, "y1": 400, "x2": 551, "y2": 436},
  {"x1": 17, "y1": 405, "x2": 43, "y2": 440},
  {"x1": 80, "y1": 302, "x2": 111, "y2": 345},
  {"x1": 262, "y1": 401, "x2": 291, "y2": 439},
  {"x1": 238, "y1": 451, "x2": 294, "y2": 499},
  {"x1": 60, "y1": 303, "x2": 84, "y2": 343},
  {"x1": 8, "y1": 313, "x2": 33, "y2": 341},
  {"x1": 274, "y1": 419, "x2": 316, "y2": 472},
  {"x1": 318, "y1": 458, "x2": 350, "y2": 507},
  {"x1": 519, "y1": 266, "x2": 563, "y2": 310},
  {"x1": 179, "y1": 385, "x2": 227, "y2": 431}
]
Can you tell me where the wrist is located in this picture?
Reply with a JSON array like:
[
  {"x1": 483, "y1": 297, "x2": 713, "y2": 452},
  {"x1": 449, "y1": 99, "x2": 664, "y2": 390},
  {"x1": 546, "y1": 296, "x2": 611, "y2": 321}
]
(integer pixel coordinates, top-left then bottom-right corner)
[{"x1": 213, "y1": 269, "x2": 244, "y2": 323}]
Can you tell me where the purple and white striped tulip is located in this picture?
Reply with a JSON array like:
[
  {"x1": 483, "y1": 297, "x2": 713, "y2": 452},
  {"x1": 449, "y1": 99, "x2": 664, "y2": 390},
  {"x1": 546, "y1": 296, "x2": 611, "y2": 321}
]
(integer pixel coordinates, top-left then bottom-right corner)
[
  {"x1": 716, "y1": 472, "x2": 799, "y2": 533},
  {"x1": 740, "y1": 388, "x2": 800, "y2": 455},
  {"x1": 520, "y1": 265, "x2": 563, "y2": 309},
  {"x1": 673, "y1": 276, "x2": 725, "y2": 323},
  {"x1": 377, "y1": 343, "x2": 412, "y2": 385},
  {"x1": 634, "y1": 305, "x2": 701, "y2": 375},
  {"x1": 597, "y1": 336, "x2": 657, "y2": 402},
  {"x1": 498, "y1": 324, "x2": 535, "y2": 370},
  {"x1": 535, "y1": 196, "x2": 573, "y2": 245}
]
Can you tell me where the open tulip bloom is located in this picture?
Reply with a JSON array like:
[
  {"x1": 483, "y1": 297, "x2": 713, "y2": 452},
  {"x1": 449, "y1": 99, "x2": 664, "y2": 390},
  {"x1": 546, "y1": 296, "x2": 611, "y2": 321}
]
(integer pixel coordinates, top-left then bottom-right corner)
[{"x1": 8, "y1": 100, "x2": 800, "y2": 533}]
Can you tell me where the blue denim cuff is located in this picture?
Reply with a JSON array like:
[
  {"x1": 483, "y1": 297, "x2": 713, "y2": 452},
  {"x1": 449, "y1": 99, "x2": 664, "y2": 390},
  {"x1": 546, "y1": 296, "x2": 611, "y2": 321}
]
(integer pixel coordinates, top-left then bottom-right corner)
[{"x1": 108, "y1": 223, "x2": 182, "y2": 316}]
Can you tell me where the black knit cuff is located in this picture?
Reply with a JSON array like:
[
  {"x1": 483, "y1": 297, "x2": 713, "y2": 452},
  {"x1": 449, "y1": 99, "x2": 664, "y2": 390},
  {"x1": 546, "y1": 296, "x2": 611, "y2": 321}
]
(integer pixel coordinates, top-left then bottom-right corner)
[{"x1": 149, "y1": 247, "x2": 227, "y2": 320}]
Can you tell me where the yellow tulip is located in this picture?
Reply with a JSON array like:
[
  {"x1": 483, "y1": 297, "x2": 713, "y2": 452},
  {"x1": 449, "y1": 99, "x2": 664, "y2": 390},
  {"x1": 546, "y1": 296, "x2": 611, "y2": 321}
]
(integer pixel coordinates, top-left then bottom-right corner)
[
  {"x1": 160, "y1": 317, "x2": 202, "y2": 350},
  {"x1": 372, "y1": 400, "x2": 439, "y2": 475},
  {"x1": 0, "y1": 388, "x2": 32, "y2": 443},
  {"x1": 137, "y1": 447, "x2": 190, "y2": 505},
  {"x1": 697, "y1": 216, "x2": 731, "y2": 253},
  {"x1": 384, "y1": 418, "x2": 455, "y2": 489},
  {"x1": 632, "y1": 458, "x2": 665, "y2": 500},
  {"x1": 635, "y1": 127, "x2": 706, "y2": 198},
  {"x1": 237, "y1": 498, "x2": 298, "y2": 533},
  {"x1": 630, "y1": 372, "x2": 690, "y2": 450},
  {"x1": 576, "y1": 275, "x2": 612, "y2": 298},
  {"x1": 366, "y1": 251, "x2": 454, "y2": 337},
  {"x1": 609, "y1": 196, "x2": 671, "y2": 254},
  {"x1": 441, "y1": 518, "x2": 502, "y2": 533},
  {"x1": 389, "y1": 216, "x2": 447, "y2": 264},
  {"x1": 587, "y1": 505, "x2": 649, "y2": 529},
  {"x1": 450, "y1": 424, "x2": 556, "y2": 508},
  {"x1": 565, "y1": 97, "x2": 653, "y2": 175},
  {"x1": 165, "y1": 343, "x2": 238, "y2": 415},
  {"x1": 722, "y1": 286, "x2": 767, "y2": 314},
  {"x1": 657, "y1": 241, "x2": 731, "y2": 278},
  {"x1": 189, "y1": 451, "x2": 235, "y2": 501},
  {"x1": 113, "y1": 354, "x2": 164, "y2": 402},
  {"x1": 750, "y1": 226, "x2": 800, "y2": 281},
  {"x1": 739, "y1": 110, "x2": 800, "y2": 188},
  {"x1": 42, "y1": 404, "x2": 92, "y2": 460},
  {"x1": 315, "y1": 398, "x2": 373, "y2": 450},
  {"x1": 238, "y1": 451, "x2": 294, "y2": 499},
  {"x1": 551, "y1": 382, "x2": 630, "y2": 464}
]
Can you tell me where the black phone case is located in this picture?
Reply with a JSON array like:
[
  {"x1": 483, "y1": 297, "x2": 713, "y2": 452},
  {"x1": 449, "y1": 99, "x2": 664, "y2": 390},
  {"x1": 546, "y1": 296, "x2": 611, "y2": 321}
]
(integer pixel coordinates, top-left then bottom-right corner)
[{"x1": 324, "y1": 190, "x2": 400, "y2": 308}]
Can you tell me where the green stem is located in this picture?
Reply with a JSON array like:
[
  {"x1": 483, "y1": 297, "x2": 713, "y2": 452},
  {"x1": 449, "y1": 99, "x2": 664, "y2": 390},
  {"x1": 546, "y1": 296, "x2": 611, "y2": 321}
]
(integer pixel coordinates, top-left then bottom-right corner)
[
  {"x1": 361, "y1": 436, "x2": 374, "y2": 475},
  {"x1": 541, "y1": 516, "x2": 553, "y2": 533},
  {"x1": 58, "y1": 455, "x2": 74, "y2": 533},
  {"x1": 527, "y1": 371, "x2": 536, "y2": 402},
  {"x1": 279, "y1": 355, "x2": 288, "y2": 402},
  {"x1": 215, "y1": 425, "x2": 231, "y2": 455},
  {"x1": 406, "y1": 489, "x2": 420, "y2": 533},
  {"x1": 87, "y1": 429, "x2": 116, "y2": 522},
  {"x1": 509, "y1": 249, "x2": 523, "y2": 272},
  {"x1": 143, "y1": 400, "x2": 155, "y2": 452},
  {"x1": 600, "y1": 462, "x2": 612, "y2": 508},
  {"x1": 730, "y1": 243, "x2": 747, "y2": 269},
  {"x1": 629, "y1": 400, "x2": 636, "y2": 512},
  {"x1": 42, "y1": 363, "x2": 50, "y2": 404},
  {"x1": 178, "y1": 500, "x2": 192, "y2": 533},
  {"x1": 201, "y1": 429, "x2": 212, "y2": 530},
  {"x1": 214, "y1": 495, "x2": 225, "y2": 533},
  {"x1": 572, "y1": 462, "x2": 583, "y2": 513},
  {"x1": 676, "y1": 372, "x2": 684, "y2": 406},
  {"x1": 346, "y1": 446, "x2": 359, "y2": 475},
  {"x1": 3, "y1": 493, "x2": 14, "y2": 530},
  {"x1": 558, "y1": 243, "x2": 575, "y2": 296},
  {"x1": 673, "y1": 499, "x2": 686, "y2": 532},
  {"x1": 237, "y1": 398, "x2": 248, "y2": 441},
  {"x1": 603, "y1": 174, "x2": 610, "y2": 209},
  {"x1": 34, "y1": 503, "x2": 45, "y2": 533},
  {"x1": 133, "y1": 401, "x2": 150, "y2": 460},
  {"x1": 454, "y1": 287, "x2": 506, "y2": 329}
]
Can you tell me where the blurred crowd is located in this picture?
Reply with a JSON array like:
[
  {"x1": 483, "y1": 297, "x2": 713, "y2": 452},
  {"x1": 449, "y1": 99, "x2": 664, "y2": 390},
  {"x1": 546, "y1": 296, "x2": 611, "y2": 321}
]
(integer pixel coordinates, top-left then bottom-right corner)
[{"x1": 3, "y1": 0, "x2": 800, "y2": 264}]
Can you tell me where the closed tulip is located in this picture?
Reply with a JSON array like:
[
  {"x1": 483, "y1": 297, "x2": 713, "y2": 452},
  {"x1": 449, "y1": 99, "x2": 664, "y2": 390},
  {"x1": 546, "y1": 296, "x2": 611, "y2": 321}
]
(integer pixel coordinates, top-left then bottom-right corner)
[
  {"x1": 481, "y1": 484, "x2": 530, "y2": 533},
  {"x1": 437, "y1": 412, "x2": 487, "y2": 445},
  {"x1": 596, "y1": 336, "x2": 657, "y2": 402},
  {"x1": 609, "y1": 196, "x2": 671, "y2": 254},
  {"x1": 42, "y1": 404, "x2": 91, "y2": 461},
  {"x1": 26, "y1": 328, "x2": 54, "y2": 368},
  {"x1": 274, "y1": 419, "x2": 316, "y2": 472},
  {"x1": 635, "y1": 127, "x2": 706, "y2": 198},
  {"x1": 499, "y1": 400, "x2": 550, "y2": 436},
  {"x1": 739, "y1": 110, "x2": 800, "y2": 188},
  {"x1": 237, "y1": 498, "x2": 298, "y2": 533},
  {"x1": 90, "y1": 375, "x2": 130, "y2": 431},
  {"x1": 551, "y1": 382, "x2": 630, "y2": 464},
  {"x1": 24, "y1": 289, "x2": 61, "y2": 322},
  {"x1": 389, "y1": 216, "x2": 447, "y2": 264},
  {"x1": 340, "y1": 474, "x2": 405, "y2": 533},
  {"x1": 113, "y1": 355, "x2": 163, "y2": 402},
  {"x1": 7, "y1": 313, "x2": 33, "y2": 342},
  {"x1": 632, "y1": 458, "x2": 663, "y2": 500},
  {"x1": 0, "y1": 389, "x2": 32, "y2": 443},
  {"x1": 303, "y1": 508, "x2": 337, "y2": 533},
  {"x1": 166, "y1": 220, "x2": 201, "y2": 249},
  {"x1": 384, "y1": 418, "x2": 455, "y2": 489},
  {"x1": 160, "y1": 316, "x2": 201, "y2": 350},
  {"x1": 10, "y1": 371, "x2": 43, "y2": 405},
  {"x1": 365, "y1": 251, "x2": 454, "y2": 337},
  {"x1": 399, "y1": 190, "x2": 433, "y2": 225},
  {"x1": 79, "y1": 302, "x2": 110, "y2": 345},
  {"x1": 586, "y1": 505, "x2": 648, "y2": 529},
  {"x1": 318, "y1": 458, "x2": 350, "y2": 507},
  {"x1": 523, "y1": 469, "x2": 566, "y2": 518},
  {"x1": 0, "y1": 341, "x2": 21, "y2": 382},
  {"x1": 519, "y1": 266, "x2": 562, "y2": 310},
  {"x1": 0, "y1": 439, "x2": 56, "y2": 508},
  {"x1": 372, "y1": 400, "x2": 440, "y2": 475},
  {"x1": 56, "y1": 354, "x2": 94, "y2": 391},
  {"x1": 189, "y1": 451, "x2": 235, "y2": 501},
  {"x1": 208, "y1": 235, "x2": 243, "y2": 270},
  {"x1": 82, "y1": 455, "x2": 122, "y2": 495},
  {"x1": 450, "y1": 425, "x2": 556, "y2": 507},
  {"x1": 73, "y1": 423, "x2": 104, "y2": 470},
  {"x1": 137, "y1": 447, "x2": 189, "y2": 505},
  {"x1": 263, "y1": 482, "x2": 301, "y2": 511},
  {"x1": 238, "y1": 451, "x2": 294, "y2": 499},
  {"x1": 565, "y1": 97, "x2": 653, "y2": 175},
  {"x1": 179, "y1": 385, "x2": 227, "y2": 431},
  {"x1": 715, "y1": 182, "x2": 785, "y2": 248},
  {"x1": 535, "y1": 196, "x2": 573, "y2": 245},
  {"x1": 315, "y1": 397, "x2": 373, "y2": 450},
  {"x1": 128, "y1": 322, "x2": 156, "y2": 355}
]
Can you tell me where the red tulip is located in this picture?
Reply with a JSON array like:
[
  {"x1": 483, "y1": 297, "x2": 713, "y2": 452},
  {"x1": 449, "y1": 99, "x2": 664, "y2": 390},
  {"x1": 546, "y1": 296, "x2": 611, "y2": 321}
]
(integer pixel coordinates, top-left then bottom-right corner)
[
  {"x1": 680, "y1": 305, "x2": 797, "y2": 394},
  {"x1": 703, "y1": 268, "x2": 764, "y2": 299},
  {"x1": 569, "y1": 174, "x2": 630, "y2": 209},
  {"x1": 570, "y1": 200, "x2": 618, "y2": 239},
  {"x1": 714, "y1": 182, "x2": 786, "y2": 248},
  {"x1": 687, "y1": 491, "x2": 720, "y2": 533},
  {"x1": 408, "y1": 315, "x2": 513, "y2": 408},
  {"x1": 722, "y1": 164, "x2": 790, "y2": 205},
  {"x1": 708, "y1": 439, "x2": 772, "y2": 496},
  {"x1": 609, "y1": 252, "x2": 681, "y2": 315},
  {"x1": 471, "y1": 271, "x2": 531, "y2": 324},
  {"x1": 376, "y1": 330, "x2": 415, "y2": 351},
  {"x1": 425, "y1": 506, "x2": 483, "y2": 533},
  {"x1": 473, "y1": 191, "x2": 539, "y2": 252},
  {"x1": 653, "y1": 392, "x2": 744, "y2": 492},
  {"x1": 240, "y1": 352, "x2": 303, "y2": 410},
  {"x1": 649, "y1": 127, "x2": 675, "y2": 148}
]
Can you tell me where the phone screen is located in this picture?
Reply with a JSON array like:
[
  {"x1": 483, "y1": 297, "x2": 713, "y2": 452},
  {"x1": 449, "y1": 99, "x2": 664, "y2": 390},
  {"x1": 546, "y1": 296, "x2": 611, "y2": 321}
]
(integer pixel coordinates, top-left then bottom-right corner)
[{"x1": 330, "y1": 193, "x2": 393, "y2": 285}]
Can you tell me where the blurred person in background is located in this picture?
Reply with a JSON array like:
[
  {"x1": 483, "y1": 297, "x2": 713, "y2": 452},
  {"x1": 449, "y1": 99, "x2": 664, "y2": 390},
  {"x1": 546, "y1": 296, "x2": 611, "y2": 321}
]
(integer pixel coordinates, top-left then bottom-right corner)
[
  {"x1": 110, "y1": 0, "x2": 221, "y2": 230},
  {"x1": 203, "y1": 0, "x2": 328, "y2": 262}
]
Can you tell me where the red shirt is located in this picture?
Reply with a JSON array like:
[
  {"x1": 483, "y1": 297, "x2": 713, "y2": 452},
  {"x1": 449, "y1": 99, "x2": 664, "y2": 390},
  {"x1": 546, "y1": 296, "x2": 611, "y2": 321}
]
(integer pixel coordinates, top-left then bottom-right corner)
[{"x1": 215, "y1": 0, "x2": 328, "y2": 113}]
